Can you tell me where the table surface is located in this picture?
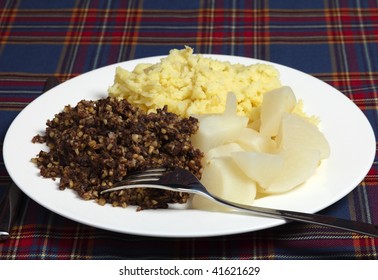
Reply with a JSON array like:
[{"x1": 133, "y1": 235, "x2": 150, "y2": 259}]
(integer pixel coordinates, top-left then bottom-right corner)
[{"x1": 0, "y1": 0, "x2": 377, "y2": 260}]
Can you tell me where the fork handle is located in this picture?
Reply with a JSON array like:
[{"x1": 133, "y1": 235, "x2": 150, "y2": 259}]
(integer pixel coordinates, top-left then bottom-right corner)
[{"x1": 203, "y1": 193, "x2": 378, "y2": 238}]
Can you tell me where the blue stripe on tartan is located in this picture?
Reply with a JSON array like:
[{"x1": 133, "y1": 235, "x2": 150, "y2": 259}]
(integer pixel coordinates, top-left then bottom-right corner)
[
  {"x1": 0, "y1": 111, "x2": 19, "y2": 140},
  {"x1": 0, "y1": 45, "x2": 63, "y2": 73},
  {"x1": 18, "y1": 0, "x2": 77, "y2": 9}
]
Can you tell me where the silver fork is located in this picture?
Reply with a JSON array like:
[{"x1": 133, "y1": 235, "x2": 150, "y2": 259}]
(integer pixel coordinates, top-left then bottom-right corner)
[{"x1": 101, "y1": 167, "x2": 378, "y2": 238}]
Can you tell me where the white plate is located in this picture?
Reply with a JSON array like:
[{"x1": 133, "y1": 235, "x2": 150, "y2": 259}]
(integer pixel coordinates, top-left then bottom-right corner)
[{"x1": 3, "y1": 55, "x2": 376, "y2": 237}]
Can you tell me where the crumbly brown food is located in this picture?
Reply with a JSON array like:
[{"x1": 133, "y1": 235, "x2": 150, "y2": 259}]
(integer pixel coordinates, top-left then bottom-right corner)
[{"x1": 31, "y1": 97, "x2": 203, "y2": 210}]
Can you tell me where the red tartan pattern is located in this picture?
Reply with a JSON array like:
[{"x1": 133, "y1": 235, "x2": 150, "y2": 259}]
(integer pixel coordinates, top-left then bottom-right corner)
[{"x1": 0, "y1": 0, "x2": 377, "y2": 259}]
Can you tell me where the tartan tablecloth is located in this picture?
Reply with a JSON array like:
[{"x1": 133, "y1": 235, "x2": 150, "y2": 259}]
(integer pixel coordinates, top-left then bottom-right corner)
[{"x1": 0, "y1": 0, "x2": 377, "y2": 260}]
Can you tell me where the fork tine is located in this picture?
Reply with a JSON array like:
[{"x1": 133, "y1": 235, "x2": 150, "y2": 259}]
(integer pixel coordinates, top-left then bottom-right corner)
[
  {"x1": 122, "y1": 168, "x2": 166, "y2": 182},
  {"x1": 100, "y1": 168, "x2": 168, "y2": 194},
  {"x1": 130, "y1": 168, "x2": 167, "y2": 174},
  {"x1": 126, "y1": 168, "x2": 166, "y2": 179}
]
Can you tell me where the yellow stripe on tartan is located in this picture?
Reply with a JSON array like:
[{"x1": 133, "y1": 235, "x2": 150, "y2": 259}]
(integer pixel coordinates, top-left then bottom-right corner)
[
  {"x1": 0, "y1": 0, "x2": 20, "y2": 53},
  {"x1": 57, "y1": 3, "x2": 91, "y2": 76},
  {"x1": 117, "y1": 1, "x2": 141, "y2": 61},
  {"x1": 196, "y1": 0, "x2": 215, "y2": 53}
]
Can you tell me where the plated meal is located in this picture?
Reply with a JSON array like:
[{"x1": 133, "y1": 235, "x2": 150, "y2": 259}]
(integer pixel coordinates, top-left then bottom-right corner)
[
  {"x1": 30, "y1": 47, "x2": 329, "y2": 211},
  {"x1": 3, "y1": 48, "x2": 375, "y2": 237}
]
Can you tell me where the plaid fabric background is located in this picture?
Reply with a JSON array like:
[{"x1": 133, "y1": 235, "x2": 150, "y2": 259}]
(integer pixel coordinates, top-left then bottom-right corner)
[{"x1": 0, "y1": 0, "x2": 377, "y2": 259}]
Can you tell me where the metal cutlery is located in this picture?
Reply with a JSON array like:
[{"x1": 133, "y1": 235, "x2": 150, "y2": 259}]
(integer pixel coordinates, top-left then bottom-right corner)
[{"x1": 102, "y1": 167, "x2": 378, "y2": 238}]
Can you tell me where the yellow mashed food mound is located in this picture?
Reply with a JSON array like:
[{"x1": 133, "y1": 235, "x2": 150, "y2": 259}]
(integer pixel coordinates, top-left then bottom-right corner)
[{"x1": 108, "y1": 47, "x2": 281, "y2": 121}]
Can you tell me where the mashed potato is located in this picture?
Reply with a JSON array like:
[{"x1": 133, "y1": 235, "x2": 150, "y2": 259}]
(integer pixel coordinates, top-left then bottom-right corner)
[{"x1": 108, "y1": 47, "x2": 281, "y2": 121}]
